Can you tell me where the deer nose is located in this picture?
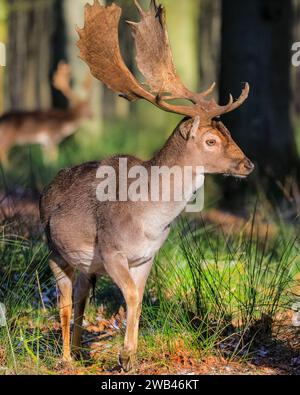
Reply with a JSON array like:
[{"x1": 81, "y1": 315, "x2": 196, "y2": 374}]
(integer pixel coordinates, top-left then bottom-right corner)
[{"x1": 242, "y1": 158, "x2": 255, "y2": 173}]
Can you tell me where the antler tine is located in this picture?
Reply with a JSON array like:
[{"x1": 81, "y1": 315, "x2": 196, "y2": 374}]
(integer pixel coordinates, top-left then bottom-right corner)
[
  {"x1": 129, "y1": 0, "x2": 250, "y2": 122},
  {"x1": 224, "y1": 83, "x2": 250, "y2": 113},
  {"x1": 52, "y1": 61, "x2": 69, "y2": 91},
  {"x1": 134, "y1": 0, "x2": 144, "y2": 16},
  {"x1": 53, "y1": 61, "x2": 80, "y2": 106},
  {"x1": 206, "y1": 83, "x2": 250, "y2": 119},
  {"x1": 130, "y1": 0, "x2": 191, "y2": 101},
  {"x1": 156, "y1": 84, "x2": 249, "y2": 121},
  {"x1": 77, "y1": 1, "x2": 151, "y2": 103},
  {"x1": 201, "y1": 82, "x2": 216, "y2": 98},
  {"x1": 76, "y1": 0, "x2": 194, "y2": 117},
  {"x1": 77, "y1": 1, "x2": 249, "y2": 122},
  {"x1": 207, "y1": 94, "x2": 234, "y2": 119}
]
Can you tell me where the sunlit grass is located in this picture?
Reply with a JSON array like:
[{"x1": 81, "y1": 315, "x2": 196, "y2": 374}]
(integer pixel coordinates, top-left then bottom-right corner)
[
  {"x1": 0, "y1": 117, "x2": 299, "y2": 373},
  {"x1": 0, "y1": 208, "x2": 299, "y2": 374},
  {"x1": 144, "y1": 213, "x2": 299, "y2": 359}
]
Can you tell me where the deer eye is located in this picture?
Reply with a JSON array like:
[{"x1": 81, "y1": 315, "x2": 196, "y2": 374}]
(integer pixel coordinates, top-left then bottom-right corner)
[{"x1": 206, "y1": 139, "x2": 216, "y2": 147}]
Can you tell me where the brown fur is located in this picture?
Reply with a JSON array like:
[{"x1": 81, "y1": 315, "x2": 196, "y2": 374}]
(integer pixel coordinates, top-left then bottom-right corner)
[
  {"x1": 40, "y1": 118, "x2": 254, "y2": 370},
  {"x1": 55, "y1": 0, "x2": 254, "y2": 371},
  {"x1": 0, "y1": 101, "x2": 91, "y2": 164}
]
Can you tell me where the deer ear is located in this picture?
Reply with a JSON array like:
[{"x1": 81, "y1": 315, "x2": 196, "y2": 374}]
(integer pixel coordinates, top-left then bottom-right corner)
[{"x1": 180, "y1": 116, "x2": 200, "y2": 140}]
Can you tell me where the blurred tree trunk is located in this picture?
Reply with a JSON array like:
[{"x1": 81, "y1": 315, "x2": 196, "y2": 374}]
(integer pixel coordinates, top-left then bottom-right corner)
[
  {"x1": 63, "y1": 0, "x2": 102, "y2": 122},
  {"x1": 6, "y1": 0, "x2": 54, "y2": 111},
  {"x1": 103, "y1": 0, "x2": 137, "y2": 120},
  {"x1": 0, "y1": 0, "x2": 7, "y2": 114},
  {"x1": 51, "y1": 0, "x2": 67, "y2": 109},
  {"x1": 105, "y1": 0, "x2": 200, "y2": 126},
  {"x1": 163, "y1": 0, "x2": 199, "y2": 91},
  {"x1": 101, "y1": 0, "x2": 116, "y2": 119},
  {"x1": 198, "y1": 0, "x2": 221, "y2": 92},
  {"x1": 292, "y1": 0, "x2": 300, "y2": 118},
  {"x1": 220, "y1": 0, "x2": 298, "y2": 206}
]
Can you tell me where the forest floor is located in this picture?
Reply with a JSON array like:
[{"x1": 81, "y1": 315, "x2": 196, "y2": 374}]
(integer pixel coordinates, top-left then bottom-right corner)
[
  {"x1": 0, "y1": 193, "x2": 300, "y2": 376},
  {"x1": 1, "y1": 307, "x2": 298, "y2": 376},
  {"x1": 62, "y1": 310, "x2": 300, "y2": 375}
]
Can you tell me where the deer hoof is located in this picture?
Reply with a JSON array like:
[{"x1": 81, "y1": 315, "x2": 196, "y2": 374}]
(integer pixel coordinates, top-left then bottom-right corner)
[
  {"x1": 118, "y1": 349, "x2": 136, "y2": 372},
  {"x1": 62, "y1": 353, "x2": 73, "y2": 364},
  {"x1": 55, "y1": 355, "x2": 74, "y2": 371}
]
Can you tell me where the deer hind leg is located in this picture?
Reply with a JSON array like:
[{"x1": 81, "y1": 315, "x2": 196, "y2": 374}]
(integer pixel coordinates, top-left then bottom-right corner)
[
  {"x1": 49, "y1": 254, "x2": 75, "y2": 362},
  {"x1": 72, "y1": 272, "x2": 95, "y2": 357},
  {"x1": 103, "y1": 253, "x2": 143, "y2": 372}
]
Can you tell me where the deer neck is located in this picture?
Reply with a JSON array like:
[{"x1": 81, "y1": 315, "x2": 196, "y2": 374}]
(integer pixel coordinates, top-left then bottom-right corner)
[
  {"x1": 145, "y1": 127, "x2": 205, "y2": 228},
  {"x1": 150, "y1": 128, "x2": 187, "y2": 168},
  {"x1": 66, "y1": 103, "x2": 87, "y2": 124},
  {"x1": 150, "y1": 126, "x2": 204, "y2": 179}
]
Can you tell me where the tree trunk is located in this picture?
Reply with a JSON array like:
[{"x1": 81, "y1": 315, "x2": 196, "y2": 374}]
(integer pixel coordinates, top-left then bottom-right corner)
[
  {"x1": 292, "y1": 0, "x2": 300, "y2": 118},
  {"x1": 63, "y1": 0, "x2": 102, "y2": 121},
  {"x1": 0, "y1": 0, "x2": 7, "y2": 113},
  {"x1": 198, "y1": 0, "x2": 221, "y2": 92},
  {"x1": 103, "y1": 0, "x2": 137, "y2": 119},
  {"x1": 6, "y1": 0, "x2": 54, "y2": 111},
  {"x1": 51, "y1": 0, "x2": 67, "y2": 109},
  {"x1": 220, "y1": 0, "x2": 298, "y2": 183}
]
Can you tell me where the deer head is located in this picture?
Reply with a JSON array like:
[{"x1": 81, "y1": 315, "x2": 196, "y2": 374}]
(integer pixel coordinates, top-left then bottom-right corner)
[
  {"x1": 77, "y1": 0, "x2": 254, "y2": 177},
  {"x1": 53, "y1": 61, "x2": 93, "y2": 119}
]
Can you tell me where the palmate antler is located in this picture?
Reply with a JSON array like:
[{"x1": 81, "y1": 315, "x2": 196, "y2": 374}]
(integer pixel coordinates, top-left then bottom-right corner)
[
  {"x1": 77, "y1": 0, "x2": 249, "y2": 124},
  {"x1": 53, "y1": 61, "x2": 81, "y2": 106},
  {"x1": 53, "y1": 61, "x2": 93, "y2": 106}
]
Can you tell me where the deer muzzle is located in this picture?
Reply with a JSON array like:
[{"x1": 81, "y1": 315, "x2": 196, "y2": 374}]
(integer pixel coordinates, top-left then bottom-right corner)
[{"x1": 235, "y1": 157, "x2": 255, "y2": 177}]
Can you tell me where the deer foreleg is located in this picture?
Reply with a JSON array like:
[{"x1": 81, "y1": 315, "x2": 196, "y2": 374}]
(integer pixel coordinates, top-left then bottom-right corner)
[{"x1": 104, "y1": 253, "x2": 146, "y2": 372}]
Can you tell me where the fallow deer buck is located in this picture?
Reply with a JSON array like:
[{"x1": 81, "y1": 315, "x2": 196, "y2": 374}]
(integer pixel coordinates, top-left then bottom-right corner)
[
  {"x1": 40, "y1": 0, "x2": 254, "y2": 371},
  {"x1": 0, "y1": 62, "x2": 92, "y2": 164}
]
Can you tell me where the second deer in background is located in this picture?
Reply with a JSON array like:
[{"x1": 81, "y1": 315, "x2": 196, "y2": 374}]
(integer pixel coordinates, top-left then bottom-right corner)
[{"x1": 0, "y1": 62, "x2": 93, "y2": 165}]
